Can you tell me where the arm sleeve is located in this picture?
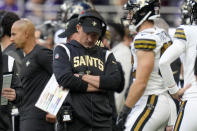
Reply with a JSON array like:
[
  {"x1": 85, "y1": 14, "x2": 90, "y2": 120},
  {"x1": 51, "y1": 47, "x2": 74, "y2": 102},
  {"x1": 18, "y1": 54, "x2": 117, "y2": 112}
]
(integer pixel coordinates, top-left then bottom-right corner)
[
  {"x1": 10, "y1": 62, "x2": 23, "y2": 105},
  {"x1": 37, "y1": 48, "x2": 53, "y2": 75},
  {"x1": 99, "y1": 53, "x2": 122, "y2": 91},
  {"x1": 11, "y1": 62, "x2": 21, "y2": 88},
  {"x1": 12, "y1": 87, "x2": 24, "y2": 107},
  {"x1": 53, "y1": 46, "x2": 88, "y2": 92},
  {"x1": 159, "y1": 39, "x2": 186, "y2": 87}
]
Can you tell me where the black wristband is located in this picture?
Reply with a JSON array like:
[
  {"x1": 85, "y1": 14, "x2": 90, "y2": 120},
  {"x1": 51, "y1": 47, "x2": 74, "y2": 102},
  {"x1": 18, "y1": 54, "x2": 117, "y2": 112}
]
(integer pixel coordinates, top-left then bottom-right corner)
[
  {"x1": 122, "y1": 104, "x2": 132, "y2": 114},
  {"x1": 116, "y1": 104, "x2": 132, "y2": 129}
]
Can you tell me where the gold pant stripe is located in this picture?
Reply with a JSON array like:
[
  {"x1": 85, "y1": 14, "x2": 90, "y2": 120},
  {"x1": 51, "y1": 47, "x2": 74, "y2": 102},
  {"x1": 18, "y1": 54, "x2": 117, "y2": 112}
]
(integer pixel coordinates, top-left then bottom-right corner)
[
  {"x1": 174, "y1": 101, "x2": 187, "y2": 131},
  {"x1": 131, "y1": 95, "x2": 158, "y2": 131}
]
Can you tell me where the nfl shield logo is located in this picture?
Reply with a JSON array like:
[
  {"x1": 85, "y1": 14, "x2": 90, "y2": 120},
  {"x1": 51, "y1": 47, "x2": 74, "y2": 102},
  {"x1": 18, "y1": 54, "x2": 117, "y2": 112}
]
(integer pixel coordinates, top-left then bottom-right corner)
[{"x1": 55, "y1": 53, "x2": 59, "y2": 59}]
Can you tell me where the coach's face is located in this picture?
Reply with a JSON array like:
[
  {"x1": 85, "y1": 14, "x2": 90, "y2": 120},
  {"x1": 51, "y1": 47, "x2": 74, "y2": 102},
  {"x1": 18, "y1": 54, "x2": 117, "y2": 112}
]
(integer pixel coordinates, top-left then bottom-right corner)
[
  {"x1": 77, "y1": 24, "x2": 99, "y2": 47},
  {"x1": 10, "y1": 23, "x2": 26, "y2": 49}
]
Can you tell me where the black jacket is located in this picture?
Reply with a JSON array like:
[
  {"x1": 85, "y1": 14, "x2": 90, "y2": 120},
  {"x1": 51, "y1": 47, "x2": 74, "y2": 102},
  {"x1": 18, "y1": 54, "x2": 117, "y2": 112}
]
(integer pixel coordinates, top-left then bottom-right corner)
[
  {"x1": 53, "y1": 40, "x2": 122, "y2": 127},
  {"x1": 3, "y1": 43, "x2": 24, "y2": 106},
  {"x1": 2, "y1": 55, "x2": 22, "y2": 106},
  {"x1": 3, "y1": 43, "x2": 24, "y2": 73}
]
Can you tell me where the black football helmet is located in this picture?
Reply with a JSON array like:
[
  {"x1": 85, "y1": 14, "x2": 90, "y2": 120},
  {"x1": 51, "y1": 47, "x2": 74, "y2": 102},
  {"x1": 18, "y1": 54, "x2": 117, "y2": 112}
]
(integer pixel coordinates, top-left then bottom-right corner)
[
  {"x1": 191, "y1": 0, "x2": 197, "y2": 23},
  {"x1": 122, "y1": 0, "x2": 160, "y2": 32},
  {"x1": 180, "y1": 0, "x2": 193, "y2": 24},
  {"x1": 59, "y1": 0, "x2": 94, "y2": 22}
]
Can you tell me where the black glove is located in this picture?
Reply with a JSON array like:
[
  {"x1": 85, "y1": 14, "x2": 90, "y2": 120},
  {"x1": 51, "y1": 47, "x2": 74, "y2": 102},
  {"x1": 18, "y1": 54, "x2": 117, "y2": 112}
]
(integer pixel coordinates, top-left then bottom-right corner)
[{"x1": 116, "y1": 105, "x2": 132, "y2": 131}]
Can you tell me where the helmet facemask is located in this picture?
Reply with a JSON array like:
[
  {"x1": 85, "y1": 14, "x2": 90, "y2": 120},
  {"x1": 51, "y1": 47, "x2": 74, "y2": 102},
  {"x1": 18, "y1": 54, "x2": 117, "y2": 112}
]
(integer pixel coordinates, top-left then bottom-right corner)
[
  {"x1": 181, "y1": 0, "x2": 193, "y2": 24},
  {"x1": 122, "y1": 0, "x2": 160, "y2": 32}
]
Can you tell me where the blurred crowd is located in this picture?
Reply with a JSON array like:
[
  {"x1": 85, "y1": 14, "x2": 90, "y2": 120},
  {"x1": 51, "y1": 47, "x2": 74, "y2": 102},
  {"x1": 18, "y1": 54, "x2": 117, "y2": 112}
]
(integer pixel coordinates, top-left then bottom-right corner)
[{"x1": 0, "y1": 0, "x2": 183, "y2": 25}]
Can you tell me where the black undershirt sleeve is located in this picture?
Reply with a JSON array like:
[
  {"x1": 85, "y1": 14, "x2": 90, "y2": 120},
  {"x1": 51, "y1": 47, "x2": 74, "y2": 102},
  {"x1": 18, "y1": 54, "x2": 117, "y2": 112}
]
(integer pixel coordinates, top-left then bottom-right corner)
[
  {"x1": 53, "y1": 46, "x2": 88, "y2": 92},
  {"x1": 99, "y1": 53, "x2": 122, "y2": 91}
]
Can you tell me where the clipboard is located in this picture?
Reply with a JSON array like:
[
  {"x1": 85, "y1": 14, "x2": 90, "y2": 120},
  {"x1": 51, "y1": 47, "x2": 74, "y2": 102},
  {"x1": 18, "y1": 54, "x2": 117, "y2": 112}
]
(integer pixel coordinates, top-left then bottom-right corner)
[
  {"x1": 1, "y1": 73, "x2": 13, "y2": 105},
  {"x1": 35, "y1": 74, "x2": 69, "y2": 116}
]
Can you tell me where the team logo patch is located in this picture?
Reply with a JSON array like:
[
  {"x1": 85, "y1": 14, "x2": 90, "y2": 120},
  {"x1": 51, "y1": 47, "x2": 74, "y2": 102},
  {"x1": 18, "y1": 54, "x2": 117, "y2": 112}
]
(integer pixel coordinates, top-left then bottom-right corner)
[
  {"x1": 55, "y1": 53, "x2": 59, "y2": 59},
  {"x1": 92, "y1": 21, "x2": 97, "y2": 26},
  {"x1": 26, "y1": 60, "x2": 30, "y2": 67},
  {"x1": 112, "y1": 61, "x2": 117, "y2": 64}
]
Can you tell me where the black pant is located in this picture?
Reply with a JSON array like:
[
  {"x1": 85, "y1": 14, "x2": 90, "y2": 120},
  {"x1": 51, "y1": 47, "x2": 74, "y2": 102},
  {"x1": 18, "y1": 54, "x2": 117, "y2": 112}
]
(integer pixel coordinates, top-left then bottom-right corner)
[
  {"x1": 65, "y1": 118, "x2": 112, "y2": 131},
  {"x1": 14, "y1": 115, "x2": 20, "y2": 131},
  {"x1": 20, "y1": 118, "x2": 55, "y2": 131},
  {"x1": 0, "y1": 110, "x2": 12, "y2": 131}
]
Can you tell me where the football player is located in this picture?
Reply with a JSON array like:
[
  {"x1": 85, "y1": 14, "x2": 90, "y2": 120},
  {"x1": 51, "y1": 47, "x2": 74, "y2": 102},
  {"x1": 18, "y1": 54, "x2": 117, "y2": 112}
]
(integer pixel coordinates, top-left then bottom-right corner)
[
  {"x1": 116, "y1": 0, "x2": 177, "y2": 130},
  {"x1": 159, "y1": 0, "x2": 197, "y2": 130}
]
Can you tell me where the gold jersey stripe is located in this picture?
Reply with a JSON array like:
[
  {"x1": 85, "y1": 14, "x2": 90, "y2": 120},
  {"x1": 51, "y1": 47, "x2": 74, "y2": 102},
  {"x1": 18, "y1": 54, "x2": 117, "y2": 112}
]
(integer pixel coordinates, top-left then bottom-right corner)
[
  {"x1": 175, "y1": 29, "x2": 184, "y2": 33},
  {"x1": 132, "y1": 95, "x2": 158, "y2": 131},
  {"x1": 135, "y1": 45, "x2": 156, "y2": 49},
  {"x1": 134, "y1": 39, "x2": 156, "y2": 50},
  {"x1": 174, "y1": 28, "x2": 186, "y2": 40},
  {"x1": 134, "y1": 40, "x2": 156, "y2": 45},
  {"x1": 174, "y1": 34, "x2": 186, "y2": 40},
  {"x1": 174, "y1": 101, "x2": 187, "y2": 131},
  {"x1": 175, "y1": 32, "x2": 186, "y2": 36}
]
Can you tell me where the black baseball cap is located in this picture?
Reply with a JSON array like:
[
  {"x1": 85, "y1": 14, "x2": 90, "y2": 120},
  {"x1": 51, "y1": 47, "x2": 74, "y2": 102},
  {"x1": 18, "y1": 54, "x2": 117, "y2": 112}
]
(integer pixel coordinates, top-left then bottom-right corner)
[
  {"x1": 80, "y1": 17, "x2": 102, "y2": 36},
  {"x1": 58, "y1": 18, "x2": 78, "y2": 38}
]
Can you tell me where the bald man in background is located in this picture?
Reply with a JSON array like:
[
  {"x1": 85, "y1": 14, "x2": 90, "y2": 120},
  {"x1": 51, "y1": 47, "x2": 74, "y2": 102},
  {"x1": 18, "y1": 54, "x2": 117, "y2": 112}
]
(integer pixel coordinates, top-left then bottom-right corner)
[{"x1": 3, "y1": 19, "x2": 55, "y2": 131}]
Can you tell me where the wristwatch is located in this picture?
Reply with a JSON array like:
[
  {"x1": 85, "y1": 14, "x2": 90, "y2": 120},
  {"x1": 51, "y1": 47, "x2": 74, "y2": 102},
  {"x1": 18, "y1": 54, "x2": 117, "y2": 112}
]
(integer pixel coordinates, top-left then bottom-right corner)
[{"x1": 79, "y1": 73, "x2": 84, "y2": 79}]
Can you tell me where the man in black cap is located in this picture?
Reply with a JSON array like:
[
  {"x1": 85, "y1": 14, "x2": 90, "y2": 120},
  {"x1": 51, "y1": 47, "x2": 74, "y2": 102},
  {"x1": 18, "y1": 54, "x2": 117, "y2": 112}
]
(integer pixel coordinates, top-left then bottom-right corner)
[
  {"x1": 0, "y1": 10, "x2": 22, "y2": 131},
  {"x1": 58, "y1": 18, "x2": 78, "y2": 43},
  {"x1": 53, "y1": 10, "x2": 123, "y2": 131}
]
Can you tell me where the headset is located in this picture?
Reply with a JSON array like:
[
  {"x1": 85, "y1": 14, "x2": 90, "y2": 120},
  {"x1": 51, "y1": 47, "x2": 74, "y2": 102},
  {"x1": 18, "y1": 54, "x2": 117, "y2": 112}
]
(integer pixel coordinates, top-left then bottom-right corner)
[
  {"x1": 0, "y1": 12, "x2": 8, "y2": 38},
  {"x1": 78, "y1": 9, "x2": 107, "y2": 39}
]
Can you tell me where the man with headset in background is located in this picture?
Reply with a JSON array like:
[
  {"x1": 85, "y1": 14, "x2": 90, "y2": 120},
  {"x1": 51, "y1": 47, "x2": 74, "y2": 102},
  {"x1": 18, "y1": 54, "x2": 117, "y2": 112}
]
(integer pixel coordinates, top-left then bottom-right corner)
[
  {"x1": 0, "y1": 10, "x2": 23, "y2": 131},
  {"x1": 53, "y1": 9, "x2": 123, "y2": 131}
]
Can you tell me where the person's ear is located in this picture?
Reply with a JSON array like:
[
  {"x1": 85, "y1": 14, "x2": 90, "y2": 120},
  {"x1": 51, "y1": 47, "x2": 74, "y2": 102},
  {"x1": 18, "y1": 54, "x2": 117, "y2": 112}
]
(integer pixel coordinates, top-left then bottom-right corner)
[
  {"x1": 76, "y1": 24, "x2": 81, "y2": 32},
  {"x1": 25, "y1": 30, "x2": 28, "y2": 39}
]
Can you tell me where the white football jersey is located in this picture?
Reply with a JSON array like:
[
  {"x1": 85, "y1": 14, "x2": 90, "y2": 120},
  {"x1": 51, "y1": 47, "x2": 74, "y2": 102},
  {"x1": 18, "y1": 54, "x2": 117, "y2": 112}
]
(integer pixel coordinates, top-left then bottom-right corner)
[
  {"x1": 133, "y1": 27, "x2": 172, "y2": 95},
  {"x1": 173, "y1": 25, "x2": 197, "y2": 100}
]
